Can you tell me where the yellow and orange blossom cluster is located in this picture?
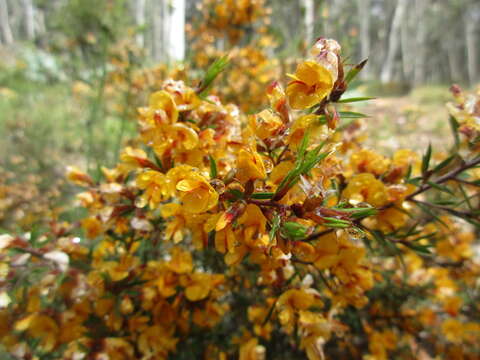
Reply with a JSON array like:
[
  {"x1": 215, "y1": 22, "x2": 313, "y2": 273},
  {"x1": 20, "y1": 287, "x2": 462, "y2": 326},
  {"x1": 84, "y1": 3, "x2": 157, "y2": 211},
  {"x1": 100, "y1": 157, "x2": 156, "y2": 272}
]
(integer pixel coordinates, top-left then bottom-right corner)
[{"x1": 1, "y1": 37, "x2": 480, "y2": 360}]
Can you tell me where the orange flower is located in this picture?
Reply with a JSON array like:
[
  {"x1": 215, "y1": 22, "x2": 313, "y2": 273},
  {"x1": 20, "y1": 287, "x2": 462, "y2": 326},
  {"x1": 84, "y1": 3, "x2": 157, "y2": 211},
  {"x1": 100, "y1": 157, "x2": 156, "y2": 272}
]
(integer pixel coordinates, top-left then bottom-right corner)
[
  {"x1": 174, "y1": 172, "x2": 218, "y2": 213},
  {"x1": 136, "y1": 170, "x2": 170, "y2": 208},
  {"x1": 286, "y1": 61, "x2": 334, "y2": 110},
  {"x1": 239, "y1": 338, "x2": 266, "y2": 360},
  {"x1": 343, "y1": 173, "x2": 388, "y2": 208},
  {"x1": 236, "y1": 148, "x2": 266, "y2": 183},
  {"x1": 15, "y1": 314, "x2": 59, "y2": 351},
  {"x1": 147, "y1": 90, "x2": 179, "y2": 124},
  {"x1": 249, "y1": 109, "x2": 283, "y2": 140}
]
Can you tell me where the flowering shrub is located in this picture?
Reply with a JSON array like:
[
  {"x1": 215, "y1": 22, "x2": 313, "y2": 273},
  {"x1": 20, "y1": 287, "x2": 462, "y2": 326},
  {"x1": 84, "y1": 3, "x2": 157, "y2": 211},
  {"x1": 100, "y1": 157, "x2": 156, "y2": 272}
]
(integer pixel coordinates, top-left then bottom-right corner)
[{"x1": 1, "y1": 38, "x2": 479, "y2": 360}]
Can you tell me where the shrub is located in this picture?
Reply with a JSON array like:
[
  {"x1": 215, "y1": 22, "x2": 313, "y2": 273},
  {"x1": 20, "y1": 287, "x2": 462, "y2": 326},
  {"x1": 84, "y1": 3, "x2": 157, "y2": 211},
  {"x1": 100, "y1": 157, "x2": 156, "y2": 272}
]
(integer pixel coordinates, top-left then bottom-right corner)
[{"x1": 0, "y1": 39, "x2": 479, "y2": 360}]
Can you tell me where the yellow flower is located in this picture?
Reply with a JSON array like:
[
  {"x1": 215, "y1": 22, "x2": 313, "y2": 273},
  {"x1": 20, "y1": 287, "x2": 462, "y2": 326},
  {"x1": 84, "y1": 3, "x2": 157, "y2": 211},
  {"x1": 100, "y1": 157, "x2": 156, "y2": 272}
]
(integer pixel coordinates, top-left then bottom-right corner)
[
  {"x1": 205, "y1": 212, "x2": 238, "y2": 254},
  {"x1": 292, "y1": 241, "x2": 317, "y2": 263},
  {"x1": 138, "y1": 325, "x2": 178, "y2": 357},
  {"x1": 266, "y1": 81, "x2": 289, "y2": 120},
  {"x1": 161, "y1": 203, "x2": 187, "y2": 243},
  {"x1": 81, "y1": 216, "x2": 103, "y2": 239},
  {"x1": 66, "y1": 166, "x2": 93, "y2": 187},
  {"x1": 148, "y1": 90, "x2": 178, "y2": 124},
  {"x1": 313, "y1": 232, "x2": 340, "y2": 270},
  {"x1": 288, "y1": 114, "x2": 328, "y2": 149},
  {"x1": 163, "y1": 79, "x2": 201, "y2": 111},
  {"x1": 120, "y1": 146, "x2": 156, "y2": 171},
  {"x1": 100, "y1": 338, "x2": 134, "y2": 360},
  {"x1": 237, "y1": 204, "x2": 268, "y2": 247},
  {"x1": 350, "y1": 149, "x2": 390, "y2": 177},
  {"x1": 441, "y1": 318, "x2": 464, "y2": 343},
  {"x1": 236, "y1": 148, "x2": 266, "y2": 183},
  {"x1": 343, "y1": 173, "x2": 388, "y2": 208},
  {"x1": 182, "y1": 273, "x2": 223, "y2": 301},
  {"x1": 136, "y1": 170, "x2": 170, "y2": 208},
  {"x1": 239, "y1": 338, "x2": 266, "y2": 360},
  {"x1": 103, "y1": 254, "x2": 139, "y2": 282},
  {"x1": 277, "y1": 289, "x2": 321, "y2": 334},
  {"x1": 286, "y1": 61, "x2": 334, "y2": 110},
  {"x1": 298, "y1": 311, "x2": 331, "y2": 360},
  {"x1": 174, "y1": 173, "x2": 218, "y2": 213},
  {"x1": 166, "y1": 247, "x2": 193, "y2": 274},
  {"x1": 152, "y1": 123, "x2": 200, "y2": 158},
  {"x1": 249, "y1": 109, "x2": 283, "y2": 140},
  {"x1": 15, "y1": 313, "x2": 59, "y2": 351}
]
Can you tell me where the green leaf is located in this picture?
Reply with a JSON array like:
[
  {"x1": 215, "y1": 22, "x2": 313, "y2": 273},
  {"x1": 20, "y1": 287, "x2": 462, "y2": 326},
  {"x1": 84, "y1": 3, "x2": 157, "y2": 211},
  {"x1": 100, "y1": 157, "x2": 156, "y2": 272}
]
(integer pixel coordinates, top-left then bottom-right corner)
[
  {"x1": 337, "y1": 96, "x2": 375, "y2": 103},
  {"x1": 338, "y1": 111, "x2": 370, "y2": 119},
  {"x1": 426, "y1": 181, "x2": 454, "y2": 195},
  {"x1": 404, "y1": 164, "x2": 413, "y2": 181},
  {"x1": 350, "y1": 208, "x2": 378, "y2": 219},
  {"x1": 449, "y1": 116, "x2": 460, "y2": 149},
  {"x1": 198, "y1": 55, "x2": 230, "y2": 98},
  {"x1": 251, "y1": 192, "x2": 274, "y2": 199},
  {"x1": 269, "y1": 214, "x2": 281, "y2": 243},
  {"x1": 421, "y1": 143, "x2": 432, "y2": 175},
  {"x1": 281, "y1": 222, "x2": 309, "y2": 240},
  {"x1": 410, "y1": 232, "x2": 437, "y2": 243},
  {"x1": 344, "y1": 58, "x2": 368, "y2": 84},
  {"x1": 274, "y1": 139, "x2": 329, "y2": 200},
  {"x1": 458, "y1": 184, "x2": 473, "y2": 211},
  {"x1": 371, "y1": 230, "x2": 399, "y2": 254},
  {"x1": 414, "y1": 201, "x2": 449, "y2": 228},
  {"x1": 432, "y1": 155, "x2": 455, "y2": 173},
  {"x1": 433, "y1": 199, "x2": 458, "y2": 206},
  {"x1": 324, "y1": 222, "x2": 350, "y2": 228},
  {"x1": 228, "y1": 189, "x2": 244, "y2": 200},
  {"x1": 407, "y1": 176, "x2": 423, "y2": 186},
  {"x1": 297, "y1": 128, "x2": 311, "y2": 163},
  {"x1": 403, "y1": 242, "x2": 432, "y2": 255},
  {"x1": 209, "y1": 155, "x2": 218, "y2": 178},
  {"x1": 322, "y1": 217, "x2": 351, "y2": 225}
]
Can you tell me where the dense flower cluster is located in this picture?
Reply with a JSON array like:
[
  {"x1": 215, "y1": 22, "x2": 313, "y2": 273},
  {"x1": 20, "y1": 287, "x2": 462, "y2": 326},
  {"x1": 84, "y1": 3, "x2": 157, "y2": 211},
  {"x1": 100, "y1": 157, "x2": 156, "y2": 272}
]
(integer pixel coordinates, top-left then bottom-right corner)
[
  {"x1": 1, "y1": 37, "x2": 480, "y2": 360},
  {"x1": 187, "y1": 0, "x2": 280, "y2": 112}
]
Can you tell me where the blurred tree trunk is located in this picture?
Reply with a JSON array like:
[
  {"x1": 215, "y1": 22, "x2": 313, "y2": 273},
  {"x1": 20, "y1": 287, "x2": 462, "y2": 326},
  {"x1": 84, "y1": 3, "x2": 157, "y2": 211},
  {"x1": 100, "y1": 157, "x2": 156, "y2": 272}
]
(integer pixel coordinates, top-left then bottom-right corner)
[
  {"x1": 303, "y1": 0, "x2": 314, "y2": 46},
  {"x1": 165, "y1": 0, "x2": 185, "y2": 62},
  {"x1": 357, "y1": 0, "x2": 370, "y2": 79},
  {"x1": 134, "y1": 0, "x2": 146, "y2": 48},
  {"x1": 400, "y1": 0, "x2": 413, "y2": 81},
  {"x1": 0, "y1": 0, "x2": 14, "y2": 44},
  {"x1": 445, "y1": 32, "x2": 463, "y2": 83},
  {"x1": 21, "y1": 0, "x2": 35, "y2": 40},
  {"x1": 152, "y1": 0, "x2": 163, "y2": 62},
  {"x1": 381, "y1": 0, "x2": 407, "y2": 83},
  {"x1": 413, "y1": 0, "x2": 428, "y2": 86},
  {"x1": 465, "y1": 4, "x2": 479, "y2": 85}
]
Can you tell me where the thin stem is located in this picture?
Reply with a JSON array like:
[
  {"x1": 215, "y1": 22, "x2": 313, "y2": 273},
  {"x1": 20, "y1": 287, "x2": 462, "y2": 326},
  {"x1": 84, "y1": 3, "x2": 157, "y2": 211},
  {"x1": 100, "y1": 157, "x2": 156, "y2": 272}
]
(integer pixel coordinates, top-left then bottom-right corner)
[
  {"x1": 301, "y1": 229, "x2": 334, "y2": 242},
  {"x1": 381, "y1": 156, "x2": 480, "y2": 210},
  {"x1": 407, "y1": 157, "x2": 480, "y2": 200}
]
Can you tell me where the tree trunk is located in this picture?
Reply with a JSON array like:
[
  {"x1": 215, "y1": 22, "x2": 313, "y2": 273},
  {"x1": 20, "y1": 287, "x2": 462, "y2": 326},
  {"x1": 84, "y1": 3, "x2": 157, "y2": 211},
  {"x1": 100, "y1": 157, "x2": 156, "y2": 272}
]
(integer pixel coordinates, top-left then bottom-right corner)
[
  {"x1": 400, "y1": 0, "x2": 413, "y2": 81},
  {"x1": 413, "y1": 0, "x2": 428, "y2": 86},
  {"x1": 465, "y1": 5, "x2": 479, "y2": 86},
  {"x1": 381, "y1": 0, "x2": 407, "y2": 83},
  {"x1": 303, "y1": 0, "x2": 314, "y2": 46},
  {"x1": 152, "y1": 0, "x2": 163, "y2": 62},
  {"x1": 134, "y1": 0, "x2": 146, "y2": 48},
  {"x1": 0, "y1": 0, "x2": 14, "y2": 44},
  {"x1": 357, "y1": 0, "x2": 371, "y2": 79},
  {"x1": 21, "y1": 0, "x2": 35, "y2": 40},
  {"x1": 445, "y1": 31, "x2": 463, "y2": 83},
  {"x1": 164, "y1": 0, "x2": 185, "y2": 62}
]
